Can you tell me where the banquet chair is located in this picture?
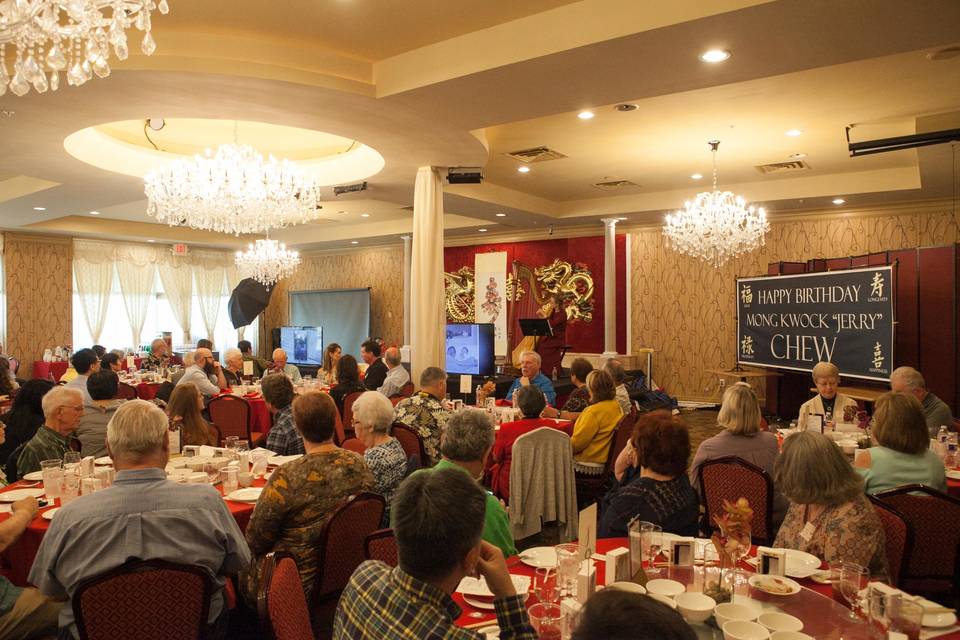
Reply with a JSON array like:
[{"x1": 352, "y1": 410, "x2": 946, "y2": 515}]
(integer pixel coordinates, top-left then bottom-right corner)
[
  {"x1": 341, "y1": 392, "x2": 363, "y2": 439},
  {"x1": 399, "y1": 382, "x2": 414, "y2": 397},
  {"x1": 208, "y1": 395, "x2": 257, "y2": 442},
  {"x1": 698, "y1": 456, "x2": 775, "y2": 545},
  {"x1": 867, "y1": 494, "x2": 913, "y2": 588},
  {"x1": 340, "y1": 437, "x2": 366, "y2": 455},
  {"x1": 73, "y1": 558, "x2": 212, "y2": 640},
  {"x1": 364, "y1": 529, "x2": 398, "y2": 567},
  {"x1": 4, "y1": 442, "x2": 26, "y2": 483},
  {"x1": 391, "y1": 422, "x2": 426, "y2": 473},
  {"x1": 310, "y1": 492, "x2": 386, "y2": 637},
  {"x1": 875, "y1": 485, "x2": 960, "y2": 600},
  {"x1": 575, "y1": 411, "x2": 635, "y2": 509},
  {"x1": 510, "y1": 427, "x2": 578, "y2": 542},
  {"x1": 116, "y1": 382, "x2": 138, "y2": 401},
  {"x1": 257, "y1": 552, "x2": 313, "y2": 640},
  {"x1": 333, "y1": 411, "x2": 346, "y2": 445}
]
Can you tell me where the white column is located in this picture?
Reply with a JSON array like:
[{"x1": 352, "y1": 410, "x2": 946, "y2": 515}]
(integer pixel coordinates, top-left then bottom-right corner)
[
  {"x1": 601, "y1": 217, "x2": 619, "y2": 356},
  {"x1": 410, "y1": 167, "x2": 445, "y2": 383},
  {"x1": 400, "y1": 235, "x2": 412, "y2": 359}
]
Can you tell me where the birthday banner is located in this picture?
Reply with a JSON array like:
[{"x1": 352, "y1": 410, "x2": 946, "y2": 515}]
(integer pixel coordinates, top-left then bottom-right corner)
[{"x1": 736, "y1": 266, "x2": 894, "y2": 381}]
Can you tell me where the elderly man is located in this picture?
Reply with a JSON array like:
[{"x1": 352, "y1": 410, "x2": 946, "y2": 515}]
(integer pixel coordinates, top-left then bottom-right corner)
[
  {"x1": 505, "y1": 351, "x2": 556, "y2": 407},
  {"x1": 334, "y1": 469, "x2": 536, "y2": 640},
  {"x1": 176, "y1": 347, "x2": 226, "y2": 397},
  {"x1": 64, "y1": 348, "x2": 99, "y2": 403},
  {"x1": 890, "y1": 366, "x2": 954, "y2": 436},
  {"x1": 269, "y1": 348, "x2": 302, "y2": 383},
  {"x1": 604, "y1": 358, "x2": 635, "y2": 416},
  {"x1": 142, "y1": 338, "x2": 170, "y2": 369},
  {"x1": 360, "y1": 339, "x2": 388, "y2": 391},
  {"x1": 394, "y1": 367, "x2": 450, "y2": 466},
  {"x1": 376, "y1": 347, "x2": 410, "y2": 398},
  {"x1": 238, "y1": 340, "x2": 269, "y2": 379},
  {"x1": 29, "y1": 400, "x2": 251, "y2": 639},
  {"x1": 263, "y1": 374, "x2": 303, "y2": 456},
  {"x1": 16, "y1": 386, "x2": 83, "y2": 477},
  {"x1": 412, "y1": 410, "x2": 516, "y2": 556},
  {"x1": 222, "y1": 348, "x2": 244, "y2": 387}
]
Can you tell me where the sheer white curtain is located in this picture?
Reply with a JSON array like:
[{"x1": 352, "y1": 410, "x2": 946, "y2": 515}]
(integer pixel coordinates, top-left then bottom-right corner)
[
  {"x1": 73, "y1": 240, "x2": 115, "y2": 344},
  {"x1": 158, "y1": 260, "x2": 194, "y2": 344},
  {"x1": 115, "y1": 244, "x2": 159, "y2": 347},
  {"x1": 0, "y1": 234, "x2": 5, "y2": 350},
  {"x1": 194, "y1": 264, "x2": 226, "y2": 347}
]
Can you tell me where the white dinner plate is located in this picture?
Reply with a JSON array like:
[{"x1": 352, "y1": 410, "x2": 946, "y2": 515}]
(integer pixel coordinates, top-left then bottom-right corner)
[
  {"x1": 923, "y1": 611, "x2": 957, "y2": 629},
  {"x1": 266, "y1": 455, "x2": 302, "y2": 467},
  {"x1": 41, "y1": 507, "x2": 59, "y2": 520},
  {"x1": 518, "y1": 546, "x2": 557, "y2": 568},
  {"x1": 0, "y1": 488, "x2": 45, "y2": 502},
  {"x1": 462, "y1": 595, "x2": 496, "y2": 610},
  {"x1": 457, "y1": 575, "x2": 530, "y2": 598},
  {"x1": 606, "y1": 581, "x2": 647, "y2": 594},
  {"x1": 477, "y1": 625, "x2": 500, "y2": 640},
  {"x1": 226, "y1": 487, "x2": 263, "y2": 503},
  {"x1": 94, "y1": 456, "x2": 113, "y2": 466},
  {"x1": 748, "y1": 574, "x2": 801, "y2": 596},
  {"x1": 945, "y1": 469, "x2": 960, "y2": 480},
  {"x1": 22, "y1": 471, "x2": 45, "y2": 482},
  {"x1": 783, "y1": 549, "x2": 821, "y2": 578}
]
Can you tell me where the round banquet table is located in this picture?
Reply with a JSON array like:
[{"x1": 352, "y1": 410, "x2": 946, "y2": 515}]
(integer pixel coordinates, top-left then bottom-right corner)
[
  {"x1": 948, "y1": 472, "x2": 960, "y2": 498},
  {"x1": 31, "y1": 360, "x2": 69, "y2": 381},
  {"x1": 453, "y1": 538, "x2": 960, "y2": 639}
]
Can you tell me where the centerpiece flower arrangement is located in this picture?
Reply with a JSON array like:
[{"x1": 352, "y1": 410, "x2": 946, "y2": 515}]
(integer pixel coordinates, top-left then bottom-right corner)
[{"x1": 705, "y1": 497, "x2": 753, "y2": 603}]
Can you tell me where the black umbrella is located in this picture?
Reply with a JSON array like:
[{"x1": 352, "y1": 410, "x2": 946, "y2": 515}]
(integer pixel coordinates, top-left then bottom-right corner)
[{"x1": 228, "y1": 278, "x2": 274, "y2": 329}]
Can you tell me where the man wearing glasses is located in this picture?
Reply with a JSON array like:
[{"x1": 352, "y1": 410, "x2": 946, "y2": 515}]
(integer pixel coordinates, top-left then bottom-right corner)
[
  {"x1": 15, "y1": 387, "x2": 83, "y2": 477},
  {"x1": 176, "y1": 348, "x2": 227, "y2": 397}
]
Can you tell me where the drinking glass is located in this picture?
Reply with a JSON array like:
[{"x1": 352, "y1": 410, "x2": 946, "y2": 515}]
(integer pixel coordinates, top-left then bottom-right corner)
[
  {"x1": 60, "y1": 465, "x2": 80, "y2": 506},
  {"x1": 81, "y1": 477, "x2": 103, "y2": 495},
  {"x1": 888, "y1": 597, "x2": 923, "y2": 640},
  {"x1": 63, "y1": 451, "x2": 81, "y2": 467},
  {"x1": 222, "y1": 467, "x2": 238, "y2": 495},
  {"x1": 203, "y1": 461, "x2": 221, "y2": 484},
  {"x1": 527, "y1": 603, "x2": 562, "y2": 640},
  {"x1": 534, "y1": 567, "x2": 559, "y2": 605},
  {"x1": 94, "y1": 466, "x2": 115, "y2": 488},
  {"x1": 835, "y1": 562, "x2": 868, "y2": 620},
  {"x1": 866, "y1": 586, "x2": 890, "y2": 637},
  {"x1": 40, "y1": 459, "x2": 63, "y2": 500},
  {"x1": 628, "y1": 517, "x2": 643, "y2": 575},
  {"x1": 224, "y1": 436, "x2": 239, "y2": 454},
  {"x1": 554, "y1": 543, "x2": 580, "y2": 597},
  {"x1": 641, "y1": 522, "x2": 663, "y2": 576}
]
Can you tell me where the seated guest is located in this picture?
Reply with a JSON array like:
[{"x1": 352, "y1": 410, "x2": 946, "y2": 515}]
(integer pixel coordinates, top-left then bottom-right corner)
[
  {"x1": 321, "y1": 342, "x2": 341, "y2": 386},
  {"x1": 505, "y1": 350, "x2": 557, "y2": 406},
  {"x1": 238, "y1": 340, "x2": 269, "y2": 378},
  {"x1": 774, "y1": 431, "x2": 887, "y2": 575},
  {"x1": 360, "y1": 339, "x2": 388, "y2": 391},
  {"x1": 599, "y1": 411, "x2": 699, "y2": 538},
  {"x1": 490, "y1": 385, "x2": 568, "y2": 500},
  {"x1": 268, "y1": 348, "x2": 302, "y2": 383},
  {"x1": 263, "y1": 373, "x2": 303, "y2": 455},
  {"x1": 0, "y1": 494, "x2": 62, "y2": 636},
  {"x1": 243, "y1": 392, "x2": 372, "y2": 605},
  {"x1": 75, "y1": 370, "x2": 124, "y2": 457},
  {"x1": 571, "y1": 370, "x2": 622, "y2": 470},
  {"x1": 329, "y1": 355, "x2": 367, "y2": 414},
  {"x1": 689, "y1": 383, "x2": 787, "y2": 524},
  {"x1": 571, "y1": 589, "x2": 696, "y2": 640},
  {"x1": 196, "y1": 338, "x2": 213, "y2": 350},
  {"x1": 176, "y1": 347, "x2": 226, "y2": 396},
  {"x1": 17, "y1": 387, "x2": 82, "y2": 477},
  {"x1": 413, "y1": 410, "x2": 517, "y2": 556},
  {"x1": 166, "y1": 383, "x2": 219, "y2": 447},
  {"x1": 376, "y1": 347, "x2": 410, "y2": 398},
  {"x1": 0, "y1": 357, "x2": 18, "y2": 395},
  {"x1": 334, "y1": 468, "x2": 536, "y2": 640},
  {"x1": 100, "y1": 352, "x2": 123, "y2": 373},
  {"x1": 91, "y1": 345, "x2": 107, "y2": 359},
  {"x1": 64, "y1": 348, "x2": 100, "y2": 403},
  {"x1": 222, "y1": 348, "x2": 244, "y2": 387},
  {"x1": 394, "y1": 366, "x2": 450, "y2": 467},
  {"x1": 604, "y1": 358, "x2": 635, "y2": 416},
  {"x1": 352, "y1": 392, "x2": 407, "y2": 519},
  {"x1": 30, "y1": 400, "x2": 250, "y2": 638},
  {"x1": 169, "y1": 350, "x2": 194, "y2": 385},
  {"x1": 0, "y1": 379, "x2": 53, "y2": 468},
  {"x1": 542, "y1": 357, "x2": 593, "y2": 420},
  {"x1": 142, "y1": 338, "x2": 170, "y2": 369},
  {"x1": 797, "y1": 361, "x2": 857, "y2": 430},
  {"x1": 855, "y1": 391, "x2": 946, "y2": 494},
  {"x1": 889, "y1": 366, "x2": 954, "y2": 436}
]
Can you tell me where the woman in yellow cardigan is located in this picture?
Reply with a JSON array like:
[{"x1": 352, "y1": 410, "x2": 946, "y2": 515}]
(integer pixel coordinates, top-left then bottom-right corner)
[{"x1": 571, "y1": 369, "x2": 623, "y2": 473}]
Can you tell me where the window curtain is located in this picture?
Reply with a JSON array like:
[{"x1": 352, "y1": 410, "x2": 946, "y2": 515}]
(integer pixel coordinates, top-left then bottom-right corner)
[
  {"x1": 115, "y1": 244, "x2": 159, "y2": 348},
  {"x1": 73, "y1": 240, "x2": 115, "y2": 344},
  {"x1": 192, "y1": 250, "x2": 227, "y2": 347},
  {"x1": 0, "y1": 233, "x2": 5, "y2": 350},
  {"x1": 158, "y1": 260, "x2": 194, "y2": 344}
]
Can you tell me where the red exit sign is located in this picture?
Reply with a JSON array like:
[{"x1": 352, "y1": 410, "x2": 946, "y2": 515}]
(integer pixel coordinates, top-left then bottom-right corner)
[{"x1": 172, "y1": 243, "x2": 189, "y2": 256}]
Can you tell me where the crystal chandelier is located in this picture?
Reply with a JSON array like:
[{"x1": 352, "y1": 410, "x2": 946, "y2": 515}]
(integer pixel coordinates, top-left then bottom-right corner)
[
  {"x1": 235, "y1": 237, "x2": 301, "y2": 287},
  {"x1": 144, "y1": 143, "x2": 324, "y2": 236},
  {"x1": 663, "y1": 140, "x2": 769, "y2": 266},
  {"x1": 0, "y1": 0, "x2": 168, "y2": 97}
]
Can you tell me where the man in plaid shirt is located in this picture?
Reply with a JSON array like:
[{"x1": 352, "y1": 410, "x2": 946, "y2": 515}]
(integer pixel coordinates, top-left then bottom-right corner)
[
  {"x1": 262, "y1": 374, "x2": 304, "y2": 456},
  {"x1": 333, "y1": 468, "x2": 536, "y2": 639}
]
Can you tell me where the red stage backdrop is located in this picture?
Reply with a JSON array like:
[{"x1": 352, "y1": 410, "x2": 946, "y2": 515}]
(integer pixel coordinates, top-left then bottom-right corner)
[{"x1": 444, "y1": 235, "x2": 627, "y2": 355}]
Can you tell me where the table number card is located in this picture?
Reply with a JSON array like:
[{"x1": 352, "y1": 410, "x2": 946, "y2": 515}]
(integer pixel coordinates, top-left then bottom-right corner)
[
  {"x1": 806, "y1": 413, "x2": 824, "y2": 433},
  {"x1": 669, "y1": 537, "x2": 695, "y2": 566},
  {"x1": 756, "y1": 547, "x2": 786, "y2": 576},
  {"x1": 459, "y1": 374, "x2": 473, "y2": 395},
  {"x1": 126, "y1": 355, "x2": 136, "y2": 370},
  {"x1": 243, "y1": 360, "x2": 254, "y2": 376},
  {"x1": 578, "y1": 503, "x2": 597, "y2": 563},
  {"x1": 604, "y1": 547, "x2": 630, "y2": 584}
]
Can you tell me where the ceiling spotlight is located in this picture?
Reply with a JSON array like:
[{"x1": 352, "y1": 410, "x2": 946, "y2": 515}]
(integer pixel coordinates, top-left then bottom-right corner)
[
  {"x1": 360, "y1": 213, "x2": 370, "y2": 218},
  {"x1": 89, "y1": 210, "x2": 100, "y2": 215},
  {"x1": 615, "y1": 103, "x2": 638, "y2": 112},
  {"x1": 699, "y1": 49, "x2": 731, "y2": 63},
  {"x1": 147, "y1": 239, "x2": 156, "y2": 243},
  {"x1": 832, "y1": 198, "x2": 846, "y2": 205},
  {"x1": 350, "y1": 240, "x2": 359, "y2": 244},
  {"x1": 785, "y1": 129, "x2": 803, "y2": 137},
  {"x1": 518, "y1": 166, "x2": 531, "y2": 174},
  {"x1": 478, "y1": 228, "x2": 488, "y2": 232},
  {"x1": 495, "y1": 213, "x2": 507, "y2": 217},
  {"x1": 577, "y1": 111, "x2": 595, "y2": 120},
  {"x1": 789, "y1": 152, "x2": 808, "y2": 159},
  {"x1": 147, "y1": 118, "x2": 165, "y2": 131},
  {"x1": 690, "y1": 173, "x2": 703, "y2": 180},
  {"x1": 616, "y1": 217, "x2": 627, "y2": 221},
  {"x1": 33, "y1": 206, "x2": 46, "y2": 211}
]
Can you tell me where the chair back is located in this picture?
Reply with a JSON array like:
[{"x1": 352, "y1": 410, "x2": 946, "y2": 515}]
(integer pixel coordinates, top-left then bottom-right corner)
[
  {"x1": 399, "y1": 382, "x2": 415, "y2": 397},
  {"x1": 364, "y1": 529, "x2": 398, "y2": 567},
  {"x1": 607, "y1": 412, "x2": 636, "y2": 469},
  {"x1": 698, "y1": 456, "x2": 775, "y2": 545},
  {"x1": 341, "y1": 391, "x2": 363, "y2": 436},
  {"x1": 391, "y1": 422, "x2": 426, "y2": 470},
  {"x1": 875, "y1": 484, "x2": 960, "y2": 595},
  {"x1": 868, "y1": 495, "x2": 913, "y2": 588},
  {"x1": 333, "y1": 410, "x2": 346, "y2": 445},
  {"x1": 510, "y1": 427, "x2": 578, "y2": 541},
  {"x1": 5, "y1": 441, "x2": 27, "y2": 482},
  {"x1": 7, "y1": 357, "x2": 18, "y2": 375},
  {"x1": 208, "y1": 395, "x2": 252, "y2": 440},
  {"x1": 155, "y1": 381, "x2": 176, "y2": 404},
  {"x1": 340, "y1": 437, "x2": 366, "y2": 455},
  {"x1": 73, "y1": 559, "x2": 212, "y2": 640},
  {"x1": 116, "y1": 382, "x2": 138, "y2": 401},
  {"x1": 257, "y1": 552, "x2": 313, "y2": 640}
]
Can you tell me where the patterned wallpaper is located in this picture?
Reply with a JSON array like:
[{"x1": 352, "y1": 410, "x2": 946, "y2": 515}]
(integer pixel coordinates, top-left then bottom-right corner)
[
  {"x1": 4, "y1": 234, "x2": 73, "y2": 378},
  {"x1": 631, "y1": 204, "x2": 960, "y2": 402}
]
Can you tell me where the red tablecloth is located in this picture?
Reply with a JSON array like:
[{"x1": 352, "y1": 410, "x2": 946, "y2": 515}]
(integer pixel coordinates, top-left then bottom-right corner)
[
  {"x1": 248, "y1": 396, "x2": 272, "y2": 436},
  {"x1": 948, "y1": 474, "x2": 960, "y2": 498},
  {"x1": 31, "y1": 361, "x2": 68, "y2": 381}
]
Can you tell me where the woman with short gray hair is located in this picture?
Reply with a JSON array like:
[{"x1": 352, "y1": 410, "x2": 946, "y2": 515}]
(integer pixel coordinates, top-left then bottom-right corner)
[
  {"x1": 352, "y1": 392, "x2": 407, "y2": 520},
  {"x1": 773, "y1": 431, "x2": 887, "y2": 575}
]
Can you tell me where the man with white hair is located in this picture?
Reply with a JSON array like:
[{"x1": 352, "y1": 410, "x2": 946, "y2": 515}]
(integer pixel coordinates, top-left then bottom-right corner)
[
  {"x1": 29, "y1": 400, "x2": 251, "y2": 639},
  {"x1": 376, "y1": 347, "x2": 410, "y2": 398},
  {"x1": 504, "y1": 350, "x2": 556, "y2": 406},
  {"x1": 16, "y1": 386, "x2": 83, "y2": 477},
  {"x1": 269, "y1": 348, "x2": 302, "y2": 383},
  {"x1": 176, "y1": 347, "x2": 226, "y2": 396},
  {"x1": 142, "y1": 338, "x2": 170, "y2": 369},
  {"x1": 222, "y1": 347, "x2": 244, "y2": 387},
  {"x1": 890, "y1": 366, "x2": 954, "y2": 436}
]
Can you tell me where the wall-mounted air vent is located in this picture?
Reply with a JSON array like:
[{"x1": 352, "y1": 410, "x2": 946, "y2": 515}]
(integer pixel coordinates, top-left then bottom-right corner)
[
  {"x1": 503, "y1": 146, "x2": 567, "y2": 163},
  {"x1": 754, "y1": 160, "x2": 811, "y2": 175},
  {"x1": 592, "y1": 179, "x2": 640, "y2": 191}
]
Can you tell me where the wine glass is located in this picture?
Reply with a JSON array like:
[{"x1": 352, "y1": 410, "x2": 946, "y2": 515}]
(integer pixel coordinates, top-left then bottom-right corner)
[
  {"x1": 534, "y1": 567, "x2": 559, "y2": 604},
  {"x1": 838, "y1": 562, "x2": 868, "y2": 620},
  {"x1": 641, "y1": 522, "x2": 663, "y2": 576},
  {"x1": 203, "y1": 461, "x2": 221, "y2": 485}
]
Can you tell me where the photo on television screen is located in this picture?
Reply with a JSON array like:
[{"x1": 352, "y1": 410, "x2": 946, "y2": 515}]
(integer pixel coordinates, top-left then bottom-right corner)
[
  {"x1": 445, "y1": 323, "x2": 495, "y2": 376},
  {"x1": 280, "y1": 326, "x2": 323, "y2": 365}
]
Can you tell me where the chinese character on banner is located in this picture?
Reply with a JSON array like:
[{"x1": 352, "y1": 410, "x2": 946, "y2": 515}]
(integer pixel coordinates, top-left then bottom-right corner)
[
  {"x1": 741, "y1": 335, "x2": 754, "y2": 356},
  {"x1": 872, "y1": 341, "x2": 884, "y2": 370}
]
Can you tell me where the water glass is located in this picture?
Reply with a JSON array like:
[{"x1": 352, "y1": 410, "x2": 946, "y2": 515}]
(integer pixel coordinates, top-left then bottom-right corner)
[
  {"x1": 527, "y1": 603, "x2": 562, "y2": 640},
  {"x1": 60, "y1": 466, "x2": 80, "y2": 506},
  {"x1": 888, "y1": 597, "x2": 923, "y2": 640},
  {"x1": 81, "y1": 477, "x2": 103, "y2": 495},
  {"x1": 40, "y1": 459, "x2": 63, "y2": 500},
  {"x1": 534, "y1": 567, "x2": 559, "y2": 604},
  {"x1": 203, "y1": 461, "x2": 221, "y2": 484},
  {"x1": 95, "y1": 466, "x2": 115, "y2": 488},
  {"x1": 641, "y1": 521, "x2": 663, "y2": 575},
  {"x1": 63, "y1": 451, "x2": 81, "y2": 467},
  {"x1": 222, "y1": 467, "x2": 239, "y2": 495},
  {"x1": 832, "y1": 562, "x2": 867, "y2": 619},
  {"x1": 554, "y1": 543, "x2": 580, "y2": 597}
]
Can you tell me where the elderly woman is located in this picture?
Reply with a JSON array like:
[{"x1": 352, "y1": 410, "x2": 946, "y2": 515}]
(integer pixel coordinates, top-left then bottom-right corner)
[
  {"x1": 321, "y1": 343, "x2": 341, "y2": 386},
  {"x1": 774, "y1": 431, "x2": 887, "y2": 575},
  {"x1": 542, "y1": 357, "x2": 593, "y2": 420},
  {"x1": 689, "y1": 383, "x2": 786, "y2": 524},
  {"x1": 165, "y1": 383, "x2": 218, "y2": 447},
  {"x1": 855, "y1": 391, "x2": 946, "y2": 494},
  {"x1": 352, "y1": 391, "x2": 407, "y2": 519},
  {"x1": 571, "y1": 369, "x2": 623, "y2": 472},
  {"x1": 75, "y1": 370, "x2": 125, "y2": 457},
  {"x1": 242, "y1": 391, "x2": 374, "y2": 606},
  {"x1": 221, "y1": 348, "x2": 244, "y2": 387},
  {"x1": 798, "y1": 361, "x2": 858, "y2": 431},
  {"x1": 599, "y1": 411, "x2": 699, "y2": 538}
]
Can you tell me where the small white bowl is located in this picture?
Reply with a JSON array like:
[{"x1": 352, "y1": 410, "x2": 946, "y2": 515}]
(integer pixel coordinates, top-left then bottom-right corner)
[
  {"x1": 770, "y1": 633, "x2": 813, "y2": 640},
  {"x1": 723, "y1": 620, "x2": 770, "y2": 640},
  {"x1": 675, "y1": 592, "x2": 716, "y2": 623},
  {"x1": 714, "y1": 603, "x2": 760, "y2": 627},
  {"x1": 757, "y1": 612, "x2": 803, "y2": 633},
  {"x1": 645, "y1": 578, "x2": 686, "y2": 598},
  {"x1": 647, "y1": 593, "x2": 678, "y2": 609},
  {"x1": 606, "y1": 581, "x2": 646, "y2": 594}
]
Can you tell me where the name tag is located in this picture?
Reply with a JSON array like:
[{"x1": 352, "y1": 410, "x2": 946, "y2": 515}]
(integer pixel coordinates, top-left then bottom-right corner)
[{"x1": 800, "y1": 521, "x2": 816, "y2": 542}]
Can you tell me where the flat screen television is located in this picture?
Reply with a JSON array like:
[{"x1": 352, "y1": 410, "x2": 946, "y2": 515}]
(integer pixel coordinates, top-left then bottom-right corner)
[
  {"x1": 445, "y1": 323, "x2": 495, "y2": 376},
  {"x1": 280, "y1": 326, "x2": 323, "y2": 365}
]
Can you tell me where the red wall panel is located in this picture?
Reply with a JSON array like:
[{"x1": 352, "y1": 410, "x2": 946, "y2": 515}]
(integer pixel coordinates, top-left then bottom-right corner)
[
  {"x1": 890, "y1": 249, "x2": 919, "y2": 369},
  {"x1": 917, "y1": 245, "x2": 956, "y2": 410}
]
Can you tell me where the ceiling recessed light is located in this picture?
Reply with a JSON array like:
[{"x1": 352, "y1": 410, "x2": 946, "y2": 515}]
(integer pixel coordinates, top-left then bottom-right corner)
[
  {"x1": 147, "y1": 239, "x2": 156, "y2": 243},
  {"x1": 690, "y1": 173, "x2": 703, "y2": 180},
  {"x1": 517, "y1": 166, "x2": 531, "y2": 174},
  {"x1": 616, "y1": 217, "x2": 627, "y2": 221},
  {"x1": 33, "y1": 206, "x2": 46, "y2": 211},
  {"x1": 832, "y1": 198, "x2": 845, "y2": 205},
  {"x1": 360, "y1": 213, "x2": 370, "y2": 218},
  {"x1": 478, "y1": 228, "x2": 488, "y2": 232},
  {"x1": 699, "y1": 49, "x2": 731, "y2": 63},
  {"x1": 495, "y1": 213, "x2": 507, "y2": 217},
  {"x1": 577, "y1": 110, "x2": 595, "y2": 120},
  {"x1": 785, "y1": 129, "x2": 803, "y2": 137},
  {"x1": 89, "y1": 210, "x2": 100, "y2": 215},
  {"x1": 615, "y1": 103, "x2": 638, "y2": 112},
  {"x1": 350, "y1": 240, "x2": 359, "y2": 244},
  {"x1": 789, "y1": 152, "x2": 807, "y2": 159}
]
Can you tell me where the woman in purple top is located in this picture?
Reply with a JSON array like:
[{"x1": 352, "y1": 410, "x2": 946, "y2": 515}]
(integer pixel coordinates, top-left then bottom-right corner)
[{"x1": 689, "y1": 382, "x2": 787, "y2": 526}]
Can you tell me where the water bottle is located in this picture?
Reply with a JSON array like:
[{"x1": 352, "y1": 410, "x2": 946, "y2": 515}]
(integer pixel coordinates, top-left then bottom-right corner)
[
  {"x1": 945, "y1": 442, "x2": 957, "y2": 468},
  {"x1": 937, "y1": 426, "x2": 950, "y2": 458}
]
